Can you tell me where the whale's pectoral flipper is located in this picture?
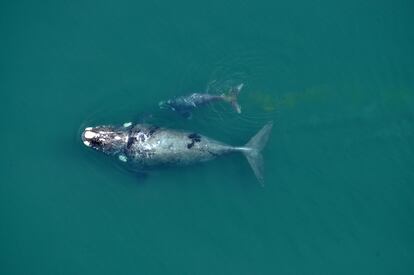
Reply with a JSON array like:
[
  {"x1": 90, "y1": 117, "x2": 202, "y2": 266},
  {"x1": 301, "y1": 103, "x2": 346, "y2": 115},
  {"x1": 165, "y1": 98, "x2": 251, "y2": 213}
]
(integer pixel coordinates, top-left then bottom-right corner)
[{"x1": 241, "y1": 121, "x2": 273, "y2": 186}]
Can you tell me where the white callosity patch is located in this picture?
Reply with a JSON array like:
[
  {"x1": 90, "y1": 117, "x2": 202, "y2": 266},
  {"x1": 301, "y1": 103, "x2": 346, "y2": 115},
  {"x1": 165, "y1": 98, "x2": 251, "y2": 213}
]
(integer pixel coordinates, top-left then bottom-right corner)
[
  {"x1": 83, "y1": 140, "x2": 91, "y2": 147},
  {"x1": 123, "y1": 122, "x2": 132, "y2": 128},
  {"x1": 84, "y1": 131, "x2": 97, "y2": 139},
  {"x1": 118, "y1": 154, "x2": 128, "y2": 162}
]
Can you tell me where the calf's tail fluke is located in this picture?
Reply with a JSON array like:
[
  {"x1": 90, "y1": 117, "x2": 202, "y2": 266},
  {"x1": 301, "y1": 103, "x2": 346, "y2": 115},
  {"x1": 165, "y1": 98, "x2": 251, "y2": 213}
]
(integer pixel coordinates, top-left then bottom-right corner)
[
  {"x1": 242, "y1": 121, "x2": 273, "y2": 186},
  {"x1": 223, "y1": 83, "x2": 243, "y2": 113}
]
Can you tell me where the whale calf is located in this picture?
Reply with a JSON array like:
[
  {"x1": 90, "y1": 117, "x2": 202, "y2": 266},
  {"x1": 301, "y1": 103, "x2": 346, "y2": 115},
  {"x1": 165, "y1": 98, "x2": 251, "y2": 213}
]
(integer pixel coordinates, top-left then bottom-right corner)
[
  {"x1": 159, "y1": 84, "x2": 244, "y2": 118},
  {"x1": 81, "y1": 121, "x2": 273, "y2": 184}
]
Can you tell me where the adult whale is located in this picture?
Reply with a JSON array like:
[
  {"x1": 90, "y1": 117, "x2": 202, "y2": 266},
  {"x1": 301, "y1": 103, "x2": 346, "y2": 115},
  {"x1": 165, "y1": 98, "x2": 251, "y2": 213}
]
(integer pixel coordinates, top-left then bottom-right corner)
[{"x1": 81, "y1": 121, "x2": 272, "y2": 185}]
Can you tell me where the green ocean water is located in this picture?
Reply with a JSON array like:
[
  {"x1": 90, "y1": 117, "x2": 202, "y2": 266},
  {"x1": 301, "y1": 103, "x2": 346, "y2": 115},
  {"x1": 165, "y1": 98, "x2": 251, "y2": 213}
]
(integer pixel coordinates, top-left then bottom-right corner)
[{"x1": 1, "y1": 0, "x2": 413, "y2": 274}]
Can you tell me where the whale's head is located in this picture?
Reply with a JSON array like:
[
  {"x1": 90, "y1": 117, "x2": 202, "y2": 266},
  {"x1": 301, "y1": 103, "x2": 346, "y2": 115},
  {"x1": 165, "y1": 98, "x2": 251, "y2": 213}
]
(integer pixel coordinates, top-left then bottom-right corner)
[
  {"x1": 81, "y1": 125, "x2": 128, "y2": 155},
  {"x1": 158, "y1": 100, "x2": 175, "y2": 111}
]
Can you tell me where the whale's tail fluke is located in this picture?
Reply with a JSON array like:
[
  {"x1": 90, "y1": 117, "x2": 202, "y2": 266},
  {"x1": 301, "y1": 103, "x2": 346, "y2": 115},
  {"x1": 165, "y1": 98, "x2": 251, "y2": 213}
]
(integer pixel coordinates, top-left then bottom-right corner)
[
  {"x1": 241, "y1": 121, "x2": 273, "y2": 186},
  {"x1": 222, "y1": 83, "x2": 243, "y2": 113}
]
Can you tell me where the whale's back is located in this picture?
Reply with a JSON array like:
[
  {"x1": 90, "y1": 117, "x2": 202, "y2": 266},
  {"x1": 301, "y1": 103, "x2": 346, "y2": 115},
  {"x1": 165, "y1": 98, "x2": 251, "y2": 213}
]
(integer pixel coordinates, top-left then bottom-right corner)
[{"x1": 125, "y1": 127, "x2": 233, "y2": 168}]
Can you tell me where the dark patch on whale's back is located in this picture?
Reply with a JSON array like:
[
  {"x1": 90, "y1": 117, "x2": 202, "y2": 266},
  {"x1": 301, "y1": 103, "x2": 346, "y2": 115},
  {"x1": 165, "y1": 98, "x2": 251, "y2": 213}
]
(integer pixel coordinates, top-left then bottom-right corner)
[
  {"x1": 188, "y1": 133, "x2": 201, "y2": 141},
  {"x1": 187, "y1": 133, "x2": 201, "y2": 149},
  {"x1": 127, "y1": 127, "x2": 141, "y2": 148},
  {"x1": 127, "y1": 136, "x2": 137, "y2": 149}
]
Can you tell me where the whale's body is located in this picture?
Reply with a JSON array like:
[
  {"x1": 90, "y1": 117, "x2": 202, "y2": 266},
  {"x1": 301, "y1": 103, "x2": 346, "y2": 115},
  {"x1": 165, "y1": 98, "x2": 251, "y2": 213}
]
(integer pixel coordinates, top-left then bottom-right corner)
[
  {"x1": 159, "y1": 84, "x2": 244, "y2": 118},
  {"x1": 81, "y1": 121, "x2": 272, "y2": 184}
]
